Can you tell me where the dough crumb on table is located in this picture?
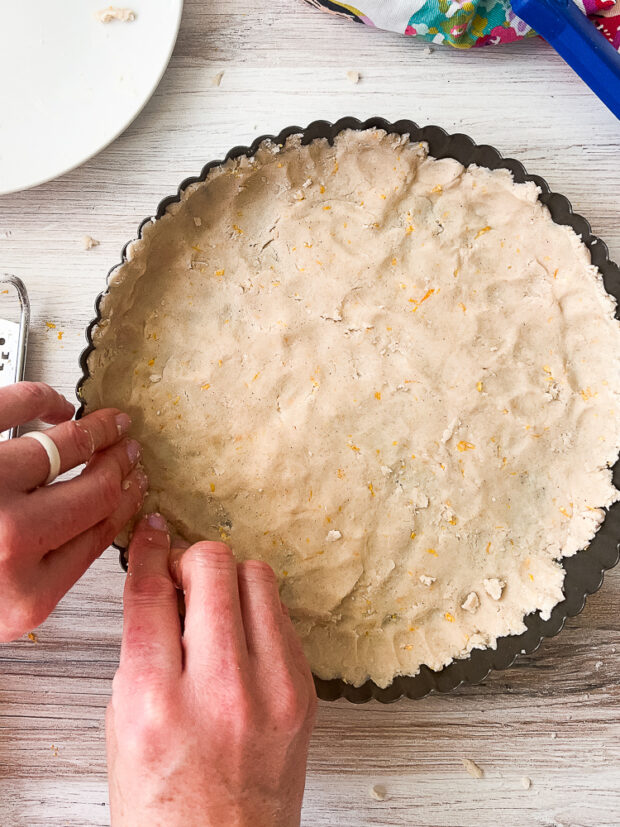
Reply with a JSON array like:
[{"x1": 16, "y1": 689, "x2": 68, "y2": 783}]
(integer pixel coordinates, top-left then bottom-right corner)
[
  {"x1": 370, "y1": 784, "x2": 387, "y2": 800},
  {"x1": 521, "y1": 776, "x2": 532, "y2": 790},
  {"x1": 83, "y1": 128, "x2": 620, "y2": 689},
  {"x1": 461, "y1": 758, "x2": 484, "y2": 779},
  {"x1": 211, "y1": 71, "x2": 225, "y2": 87},
  {"x1": 83, "y1": 235, "x2": 100, "y2": 250},
  {"x1": 346, "y1": 70, "x2": 361, "y2": 83},
  {"x1": 95, "y1": 7, "x2": 136, "y2": 23}
]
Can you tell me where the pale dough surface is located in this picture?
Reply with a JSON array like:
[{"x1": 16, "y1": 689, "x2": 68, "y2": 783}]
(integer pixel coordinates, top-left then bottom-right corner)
[{"x1": 83, "y1": 129, "x2": 620, "y2": 687}]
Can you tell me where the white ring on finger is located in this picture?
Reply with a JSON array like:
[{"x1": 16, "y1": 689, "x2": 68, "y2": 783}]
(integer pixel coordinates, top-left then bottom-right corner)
[{"x1": 21, "y1": 431, "x2": 62, "y2": 485}]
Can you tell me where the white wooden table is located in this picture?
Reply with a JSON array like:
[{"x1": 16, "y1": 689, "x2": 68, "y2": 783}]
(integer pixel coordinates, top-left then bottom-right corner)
[{"x1": 0, "y1": 2, "x2": 619, "y2": 825}]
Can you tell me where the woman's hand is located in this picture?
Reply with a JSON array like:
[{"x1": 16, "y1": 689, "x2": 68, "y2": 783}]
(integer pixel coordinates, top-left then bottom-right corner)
[
  {"x1": 107, "y1": 515, "x2": 317, "y2": 827},
  {"x1": 0, "y1": 381, "x2": 147, "y2": 642}
]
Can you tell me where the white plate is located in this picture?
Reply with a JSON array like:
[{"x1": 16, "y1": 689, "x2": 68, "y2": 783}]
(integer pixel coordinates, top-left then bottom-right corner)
[{"x1": 0, "y1": 0, "x2": 183, "y2": 195}]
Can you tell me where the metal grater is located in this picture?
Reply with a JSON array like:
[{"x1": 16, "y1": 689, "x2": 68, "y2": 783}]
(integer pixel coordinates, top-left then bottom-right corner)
[{"x1": 0, "y1": 275, "x2": 30, "y2": 441}]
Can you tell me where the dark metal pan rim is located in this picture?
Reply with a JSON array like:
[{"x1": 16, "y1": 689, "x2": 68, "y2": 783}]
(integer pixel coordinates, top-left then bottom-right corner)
[{"x1": 76, "y1": 115, "x2": 620, "y2": 703}]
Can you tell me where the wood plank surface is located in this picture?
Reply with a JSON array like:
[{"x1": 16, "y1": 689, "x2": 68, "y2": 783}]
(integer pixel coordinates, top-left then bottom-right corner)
[{"x1": 0, "y1": 1, "x2": 618, "y2": 824}]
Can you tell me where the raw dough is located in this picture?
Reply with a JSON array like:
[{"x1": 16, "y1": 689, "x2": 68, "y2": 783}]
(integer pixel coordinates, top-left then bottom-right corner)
[
  {"x1": 83, "y1": 235, "x2": 100, "y2": 250},
  {"x1": 95, "y1": 7, "x2": 136, "y2": 23},
  {"x1": 462, "y1": 759, "x2": 484, "y2": 779},
  {"x1": 83, "y1": 128, "x2": 620, "y2": 688}
]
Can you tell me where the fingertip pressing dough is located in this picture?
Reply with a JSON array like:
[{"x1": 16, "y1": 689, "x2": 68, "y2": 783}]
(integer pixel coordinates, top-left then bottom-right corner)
[{"x1": 83, "y1": 128, "x2": 620, "y2": 688}]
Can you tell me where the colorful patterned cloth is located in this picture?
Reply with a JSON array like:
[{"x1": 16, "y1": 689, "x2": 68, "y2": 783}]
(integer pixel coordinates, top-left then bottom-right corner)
[{"x1": 304, "y1": 0, "x2": 620, "y2": 49}]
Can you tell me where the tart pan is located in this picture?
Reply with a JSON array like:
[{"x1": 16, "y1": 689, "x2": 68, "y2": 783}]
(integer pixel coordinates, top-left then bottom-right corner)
[{"x1": 77, "y1": 116, "x2": 620, "y2": 703}]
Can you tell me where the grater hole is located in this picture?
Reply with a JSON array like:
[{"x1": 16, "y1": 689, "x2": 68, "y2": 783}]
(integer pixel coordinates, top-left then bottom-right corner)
[{"x1": 0, "y1": 339, "x2": 4, "y2": 346}]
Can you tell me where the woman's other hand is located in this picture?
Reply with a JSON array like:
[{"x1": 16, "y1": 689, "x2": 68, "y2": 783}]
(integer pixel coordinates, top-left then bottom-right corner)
[{"x1": 0, "y1": 381, "x2": 146, "y2": 641}]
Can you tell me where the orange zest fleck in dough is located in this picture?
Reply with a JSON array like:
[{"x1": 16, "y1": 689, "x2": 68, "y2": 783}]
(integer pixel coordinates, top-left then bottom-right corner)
[
  {"x1": 374, "y1": 391, "x2": 381, "y2": 400},
  {"x1": 45, "y1": 321, "x2": 56, "y2": 329},
  {"x1": 368, "y1": 482, "x2": 375, "y2": 497},
  {"x1": 232, "y1": 224, "x2": 243, "y2": 234},
  {"x1": 476, "y1": 381, "x2": 483, "y2": 392},
  {"x1": 210, "y1": 483, "x2": 215, "y2": 492},
  {"x1": 201, "y1": 383, "x2": 211, "y2": 390},
  {"x1": 323, "y1": 205, "x2": 331, "y2": 211},
  {"x1": 409, "y1": 287, "x2": 435, "y2": 312},
  {"x1": 485, "y1": 541, "x2": 491, "y2": 554},
  {"x1": 456, "y1": 441, "x2": 475, "y2": 452},
  {"x1": 426, "y1": 548, "x2": 438, "y2": 557},
  {"x1": 444, "y1": 612, "x2": 455, "y2": 622},
  {"x1": 410, "y1": 531, "x2": 416, "y2": 540},
  {"x1": 474, "y1": 226, "x2": 491, "y2": 239}
]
